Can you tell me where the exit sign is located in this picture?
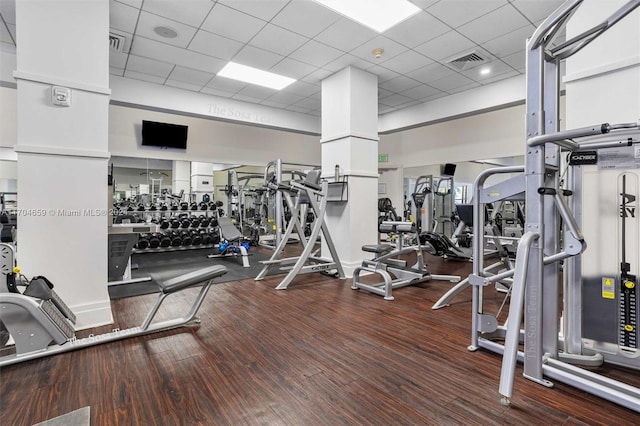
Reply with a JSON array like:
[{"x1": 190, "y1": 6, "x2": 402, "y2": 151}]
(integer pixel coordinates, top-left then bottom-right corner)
[{"x1": 378, "y1": 154, "x2": 388, "y2": 162}]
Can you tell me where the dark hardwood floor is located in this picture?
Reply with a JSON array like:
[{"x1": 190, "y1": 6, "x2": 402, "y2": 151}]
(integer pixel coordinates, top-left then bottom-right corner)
[{"x1": 1, "y1": 247, "x2": 639, "y2": 425}]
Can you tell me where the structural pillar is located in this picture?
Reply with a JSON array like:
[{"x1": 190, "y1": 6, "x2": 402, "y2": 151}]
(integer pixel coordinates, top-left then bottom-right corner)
[
  {"x1": 172, "y1": 160, "x2": 191, "y2": 200},
  {"x1": 191, "y1": 162, "x2": 214, "y2": 203},
  {"x1": 321, "y1": 66, "x2": 379, "y2": 276},
  {"x1": 14, "y1": 0, "x2": 111, "y2": 328}
]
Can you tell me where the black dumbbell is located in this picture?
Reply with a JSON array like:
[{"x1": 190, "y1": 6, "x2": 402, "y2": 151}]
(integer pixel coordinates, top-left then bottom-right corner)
[{"x1": 148, "y1": 234, "x2": 161, "y2": 249}]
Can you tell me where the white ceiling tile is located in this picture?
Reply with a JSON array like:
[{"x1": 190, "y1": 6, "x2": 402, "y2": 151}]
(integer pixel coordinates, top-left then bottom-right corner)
[
  {"x1": 236, "y1": 85, "x2": 278, "y2": 100},
  {"x1": 218, "y1": 0, "x2": 290, "y2": 21},
  {"x1": 460, "y1": 59, "x2": 514, "y2": 81},
  {"x1": 379, "y1": 75, "x2": 422, "y2": 93},
  {"x1": 189, "y1": 30, "x2": 243, "y2": 60},
  {"x1": 200, "y1": 86, "x2": 236, "y2": 97},
  {"x1": 126, "y1": 54, "x2": 173, "y2": 77},
  {"x1": 165, "y1": 79, "x2": 205, "y2": 92},
  {"x1": 142, "y1": 0, "x2": 215, "y2": 27},
  {"x1": 428, "y1": 73, "x2": 477, "y2": 92},
  {"x1": 232, "y1": 93, "x2": 264, "y2": 104},
  {"x1": 249, "y1": 24, "x2": 309, "y2": 57},
  {"x1": 271, "y1": 0, "x2": 342, "y2": 38},
  {"x1": 110, "y1": 0, "x2": 140, "y2": 34},
  {"x1": 323, "y1": 54, "x2": 376, "y2": 73},
  {"x1": 0, "y1": 42, "x2": 16, "y2": 54},
  {"x1": 446, "y1": 81, "x2": 481, "y2": 94},
  {"x1": 406, "y1": 62, "x2": 459, "y2": 84},
  {"x1": 0, "y1": 20, "x2": 13, "y2": 44},
  {"x1": 114, "y1": 0, "x2": 142, "y2": 9},
  {"x1": 110, "y1": 49, "x2": 128, "y2": 69},
  {"x1": 205, "y1": 76, "x2": 247, "y2": 93},
  {"x1": 135, "y1": 11, "x2": 197, "y2": 48},
  {"x1": 400, "y1": 83, "x2": 442, "y2": 100},
  {"x1": 481, "y1": 24, "x2": 534, "y2": 57},
  {"x1": 309, "y1": 91, "x2": 321, "y2": 100},
  {"x1": 282, "y1": 81, "x2": 320, "y2": 98},
  {"x1": 286, "y1": 105, "x2": 312, "y2": 114},
  {"x1": 109, "y1": 66, "x2": 125, "y2": 77},
  {"x1": 378, "y1": 88, "x2": 394, "y2": 99},
  {"x1": 0, "y1": 0, "x2": 15, "y2": 24},
  {"x1": 457, "y1": 5, "x2": 530, "y2": 44},
  {"x1": 201, "y1": 3, "x2": 266, "y2": 44},
  {"x1": 315, "y1": 18, "x2": 377, "y2": 52},
  {"x1": 501, "y1": 50, "x2": 526, "y2": 72},
  {"x1": 124, "y1": 69, "x2": 166, "y2": 84},
  {"x1": 379, "y1": 104, "x2": 396, "y2": 114},
  {"x1": 168, "y1": 66, "x2": 214, "y2": 86},
  {"x1": 414, "y1": 31, "x2": 475, "y2": 61},
  {"x1": 379, "y1": 50, "x2": 432, "y2": 74},
  {"x1": 270, "y1": 58, "x2": 315, "y2": 80},
  {"x1": 423, "y1": 92, "x2": 448, "y2": 102},
  {"x1": 350, "y1": 36, "x2": 408, "y2": 63},
  {"x1": 510, "y1": 0, "x2": 566, "y2": 24},
  {"x1": 477, "y1": 69, "x2": 520, "y2": 85},
  {"x1": 383, "y1": 11, "x2": 449, "y2": 48},
  {"x1": 411, "y1": 0, "x2": 438, "y2": 9},
  {"x1": 293, "y1": 97, "x2": 321, "y2": 110},
  {"x1": 6, "y1": 23, "x2": 16, "y2": 43},
  {"x1": 288, "y1": 40, "x2": 343, "y2": 68},
  {"x1": 380, "y1": 93, "x2": 414, "y2": 107},
  {"x1": 300, "y1": 68, "x2": 334, "y2": 85},
  {"x1": 131, "y1": 36, "x2": 226, "y2": 74},
  {"x1": 265, "y1": 91, "x2": 306, "y2": 106},
  {"x1": 366, "y1": 65, "x2": 401, "y2": 83},
  {"x1": 261, "y1": 99, "x2": 289, "y2": 108},
  {"x1": 427, "y1": 0, "x2": 508, "y2": 28},
  {"x1": 232, "y1": 45, "x2": 285, "y2": 70},
  {"x1": 308, "y1": 109, "x2": 321, "y2": 117}
]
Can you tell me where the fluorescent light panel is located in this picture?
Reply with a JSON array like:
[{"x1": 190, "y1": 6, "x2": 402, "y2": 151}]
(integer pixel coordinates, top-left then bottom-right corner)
[
  {"x1": 313, "y1": 0, "x2": 420, "y2": 33},
  {"x1": 217, "y1": 62, "x2": 295, "y2": 90}
]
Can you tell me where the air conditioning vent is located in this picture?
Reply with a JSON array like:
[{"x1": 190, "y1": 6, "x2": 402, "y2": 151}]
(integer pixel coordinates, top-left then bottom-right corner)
[
  {"x1": 109, "y1": 33, "x2": 126, "y2": 53},
  {"x1": 446, "y1": 50, "x2": 487, "y2": 71}
]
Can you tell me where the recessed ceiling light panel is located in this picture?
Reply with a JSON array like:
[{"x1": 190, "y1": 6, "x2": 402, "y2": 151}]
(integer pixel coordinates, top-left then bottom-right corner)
[
  {"x1": 217, "y1": 62, "x2": 296, "y2": 90},
  {"x1": 313, "y1": 0, "x2": 420, "y2": 33}
]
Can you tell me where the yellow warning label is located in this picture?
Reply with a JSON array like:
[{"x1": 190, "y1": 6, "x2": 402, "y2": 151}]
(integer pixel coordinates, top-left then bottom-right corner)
[
  {"x1": 624, "y1": 280, "x2": 636, "y2": 289},
  {"x1": 602, "y1": 277, "x2": 615, "y2": 299},
  {"x1": 625, "y1": 324, "x2": 635, "y2": 332}
]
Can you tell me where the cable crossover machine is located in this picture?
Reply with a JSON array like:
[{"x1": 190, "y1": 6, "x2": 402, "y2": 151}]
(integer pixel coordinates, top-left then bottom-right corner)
[{"x1": 464, "y1": 0, "x2": 640, "y2": 412}]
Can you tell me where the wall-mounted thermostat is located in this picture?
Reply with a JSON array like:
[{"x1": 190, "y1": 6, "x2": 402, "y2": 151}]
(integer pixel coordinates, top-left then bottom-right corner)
[{"x1": 51, "y1": 86, "x2": 71, "y2": 107}]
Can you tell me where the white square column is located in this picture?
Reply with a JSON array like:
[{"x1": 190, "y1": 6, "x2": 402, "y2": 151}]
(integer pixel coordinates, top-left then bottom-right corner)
[
  {"x1": 171, "y1": 160, "x2": 191, "y2": 199},
  {"x1": 14, "y1": 0, "x2": 112, "y2": 328},
  {"x1": 321, "y1": 67, "x2": 379, "y2": 276}
]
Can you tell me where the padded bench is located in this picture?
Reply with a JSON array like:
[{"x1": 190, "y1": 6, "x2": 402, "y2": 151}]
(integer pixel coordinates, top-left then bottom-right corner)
[{"x1": 152, "y1": 264, "x2": 228, "y2": 294}]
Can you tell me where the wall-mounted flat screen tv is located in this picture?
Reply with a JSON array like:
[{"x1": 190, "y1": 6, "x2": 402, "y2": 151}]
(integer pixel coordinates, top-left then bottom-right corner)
[{"x1": 141, "y1": 120, "x2": 188, "y2": 149}]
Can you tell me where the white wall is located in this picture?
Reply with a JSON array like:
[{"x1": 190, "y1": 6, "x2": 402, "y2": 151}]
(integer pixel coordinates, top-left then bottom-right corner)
[{"x1": 109, "y1": 104, "x2": 321, "y2": 166}]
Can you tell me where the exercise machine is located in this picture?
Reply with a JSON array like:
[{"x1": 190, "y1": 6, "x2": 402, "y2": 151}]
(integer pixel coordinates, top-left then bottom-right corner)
[
  {"x1": 465, "y1": 0, "x2": 640, "y2": 412},
  {"x1": 207, "y1": 216, "x2": 250, "y2": 267},
  {"x1": 352, "y1": 221, "x2": 460, "y2": 300},
  {"x1": 255, "y1": 169, "x2": 345, "y2": 289},
  {"x1": 0, "y1": 242, "x2": 228, "y2": 367}
]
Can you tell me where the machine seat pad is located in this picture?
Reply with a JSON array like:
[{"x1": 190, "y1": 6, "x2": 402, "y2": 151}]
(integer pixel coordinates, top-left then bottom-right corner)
[
  {"x1": 362, "y1": 244, "x2": 394, "y2": 254},
  {"x1": 154, "y1": 265, "x2": 228, "y2": 294}
]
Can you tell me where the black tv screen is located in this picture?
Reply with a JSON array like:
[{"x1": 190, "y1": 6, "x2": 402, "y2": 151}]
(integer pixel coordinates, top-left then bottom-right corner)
[{"x1": 141, "y1": 120, "x2": 188, "y2": 149}]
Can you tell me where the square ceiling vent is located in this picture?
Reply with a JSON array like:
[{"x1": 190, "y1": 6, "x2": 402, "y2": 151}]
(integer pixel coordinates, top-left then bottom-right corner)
[
  {"x1": 445, "y1": 49, "x2": 489, "y2": 72},
  {"x1": 109, "y1": 32, "x2": 127, "y2": 53}
]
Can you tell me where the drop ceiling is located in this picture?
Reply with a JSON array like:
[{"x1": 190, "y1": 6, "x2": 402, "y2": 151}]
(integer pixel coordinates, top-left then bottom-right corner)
[{"x1": 0, "y1": 0, "x2": 566, "y2": 118}]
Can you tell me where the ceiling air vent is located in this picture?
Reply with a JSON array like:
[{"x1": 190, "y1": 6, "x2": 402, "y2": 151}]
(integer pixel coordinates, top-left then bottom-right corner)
[
  {"x1": 109, "y1": 32, "x2": 126, "y2": 53},
  {"x1": 446, "y1": 50, "x2": 487, "y2": 71}
]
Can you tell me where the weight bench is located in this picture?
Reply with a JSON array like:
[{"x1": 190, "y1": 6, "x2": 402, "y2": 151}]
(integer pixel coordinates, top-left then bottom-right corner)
[
  {"x1": 352, "y1": 221, "x2": 459, "y2": 300},
  {"x1": 207, "y1": 217, "x2": 250, "y2": 267},
  {"x1": 0, "y1": 253, "x2": 228, "y2": 367}
]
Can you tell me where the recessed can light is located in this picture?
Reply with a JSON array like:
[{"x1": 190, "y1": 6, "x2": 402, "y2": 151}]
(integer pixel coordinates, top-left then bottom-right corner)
[
  {"x1": 154, "y1": 26, "x2": 178, "y2": 38},
  {"x1": 480, "y1": 67, "x2": 491, "y2": 75}
]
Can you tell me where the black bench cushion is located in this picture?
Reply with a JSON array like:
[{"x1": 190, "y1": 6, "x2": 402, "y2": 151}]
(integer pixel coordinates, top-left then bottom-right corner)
[
  {"x1": 362, "y1": 244, "x2": 394, "y2": 254},
  {"x1": 153, "y1": 265, "x2": 228, "y2": 294}
]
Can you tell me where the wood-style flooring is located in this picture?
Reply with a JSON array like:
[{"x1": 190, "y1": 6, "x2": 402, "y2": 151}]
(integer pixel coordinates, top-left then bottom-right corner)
[{"x1": 1, "y1": 248, "x2": 639, "y2": 425}]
